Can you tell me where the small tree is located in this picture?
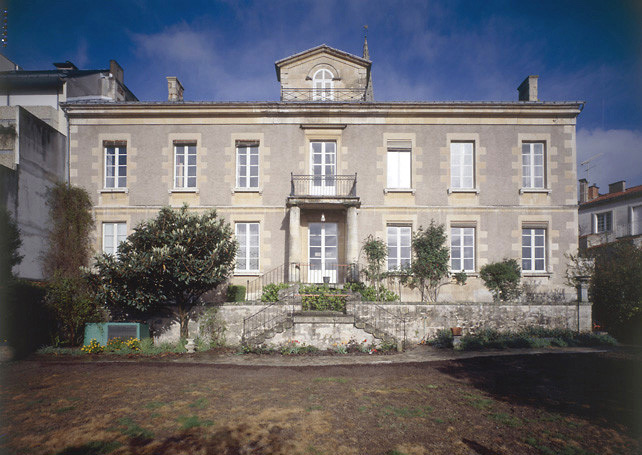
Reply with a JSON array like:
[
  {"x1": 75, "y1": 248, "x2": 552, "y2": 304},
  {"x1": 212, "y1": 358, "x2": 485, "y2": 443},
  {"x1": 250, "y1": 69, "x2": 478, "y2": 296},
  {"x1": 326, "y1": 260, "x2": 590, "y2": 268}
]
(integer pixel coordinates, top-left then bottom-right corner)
[
  {"x1": 0, "y1": 206, "x2": 22, "y2": 281},
  {"x1": 406, "y1": 221, "x2": 450, "y2": 302},
  {"x1": 89, "y1": 206, "x2": 237, "y2": 338},
  {"x1": 43, "y1": 182, "x2": 94, "y2": 278},
  {"x1": 479, "y1": 259, "x2": 522, "y2": 301},
  {"x1": 589, "y1": 241, "x2": 642, "y2": 343},
  {"x1": 361, "y1": 235, "x2": 387, "y2": 294}
]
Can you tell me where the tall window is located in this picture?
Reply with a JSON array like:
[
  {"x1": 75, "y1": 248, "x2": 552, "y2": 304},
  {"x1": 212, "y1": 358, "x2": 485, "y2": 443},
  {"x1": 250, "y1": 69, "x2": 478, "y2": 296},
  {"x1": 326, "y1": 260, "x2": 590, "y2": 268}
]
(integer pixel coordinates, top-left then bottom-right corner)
[
  {"x1": 174, "y1": 143, "x2": 197, "y2": 189},
  {"x1": 236, "y1": 143, "x2": 259, "y2": 189},
  {"x1": 451, "y1": 227, "x2": 475, "y2": 272},
  {"x1": 595, "y1": 212, "x2": 612, "y2": 233},
  {"x1": 387, "y1": 141, "x2": 411, "y2": 189},
  {"x1": 235, "y1": 222, "x2": 259, "y2": 272},
  {"x1": 387, "y1": 225, "x2": 412, "y2": 271},
  {"x1": 104, "y1": 143, "x2": 126, "y2": 188},
  {"x1": 450, "y1": 142, "x2": 474, "y2": 189},
  {"x1": 312, "y1": 69, "x2": 333, "y2": 101},
  {"x1": 522, "y1": 228, "x2": 546, "y2": 272},
  {"x1": 103, "y1": 222, "x2": 127, "y2": 256},
  {"x1": 522, "y1": 142, "x2": 545, "y2": 189}
]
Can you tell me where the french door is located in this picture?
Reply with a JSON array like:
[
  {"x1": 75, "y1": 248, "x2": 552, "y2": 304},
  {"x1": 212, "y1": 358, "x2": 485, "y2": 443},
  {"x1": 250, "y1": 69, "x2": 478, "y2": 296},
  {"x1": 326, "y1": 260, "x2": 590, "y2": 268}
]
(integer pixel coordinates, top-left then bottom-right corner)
[
  {"x1": 310, "y1": 141, "x2": 336, "y2": 196},
  {"x1": 308, "y1": 222, "x2": 338, "y2": 283}
]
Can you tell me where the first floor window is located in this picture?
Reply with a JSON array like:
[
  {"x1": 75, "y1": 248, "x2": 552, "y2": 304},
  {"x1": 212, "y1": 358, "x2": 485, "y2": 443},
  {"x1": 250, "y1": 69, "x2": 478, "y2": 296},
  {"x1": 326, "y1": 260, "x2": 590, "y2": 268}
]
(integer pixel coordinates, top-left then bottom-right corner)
[
  {"x1": 521, "y1": 142, "x2": 545, "y2": 189},
  {"x1": 595, "y1": 212, "x2": 612, "y2": 233},
  {"x1": 387, "y1": 225, "x2": 412, "y2": 271},
  {"x1": 387, "y1": 141, "x2": 411, "y2": 189},
  {"x1": 450, "y1": 142, "x2": 474, "y2": 189},
  {"x1": 103, "y1": 222, "x2": 127, "y2": 256},
  {"x1": 236, "y1": 143, "x2": 259, "y2": 188},
  {"x1": 235, "y1": 222, "x2": 259, "y2": 272},
  {"x1": 104, "y1": 143, "x2": 127, "y2": 188},
  {"x1": 522, "y1": 228, "x2": 546, "y2": 272},
  {"x1": 174, "y1": 143, "x2": 197, "y2": 188},
  {"x1": 451, "y1": 227, "x2": 475, "y2": 272}
]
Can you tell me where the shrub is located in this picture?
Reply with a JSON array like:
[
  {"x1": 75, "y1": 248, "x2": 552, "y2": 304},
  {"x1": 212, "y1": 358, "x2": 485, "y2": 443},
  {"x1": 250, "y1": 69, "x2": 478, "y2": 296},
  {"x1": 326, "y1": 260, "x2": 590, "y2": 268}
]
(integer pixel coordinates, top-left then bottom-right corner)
[
  {"x1": 344, "y1": 282, "x2": 398, "y2": 302},
  {"x1": 479, "y1": 259, "x2": 522, "y2": 301},
  {"x1": 81, "y1": 339, "x2": 103, "y2": 354},
  {"x1": 428, "y1": 329, "x2": 453, "y2": 348},
  {"x1": 227, "y1": 285, "x2": 246, "y2": 302},
  {"x1": 300, "y1": 284, "x2": 347, "y2": 312},
  {"x1": 404, "y1": 221, "x2": 450, "y2": 302},
  {"x1": 198, "y1": 306, "x2": 226, "y2": 348},
  {"x1": 260, "y1": 283, "x2": 288, "y2": 302}
]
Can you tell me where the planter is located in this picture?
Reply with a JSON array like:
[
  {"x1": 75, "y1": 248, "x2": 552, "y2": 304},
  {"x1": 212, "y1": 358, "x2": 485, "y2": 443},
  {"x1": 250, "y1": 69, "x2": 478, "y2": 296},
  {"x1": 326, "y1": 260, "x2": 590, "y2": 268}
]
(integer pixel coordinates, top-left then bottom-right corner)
[
  {"x1": 450, "y1": 327, "x2": 463, "y2": 337},
  {"x1": 185, "y1": 338, "x2": 196, "y2": 353}
]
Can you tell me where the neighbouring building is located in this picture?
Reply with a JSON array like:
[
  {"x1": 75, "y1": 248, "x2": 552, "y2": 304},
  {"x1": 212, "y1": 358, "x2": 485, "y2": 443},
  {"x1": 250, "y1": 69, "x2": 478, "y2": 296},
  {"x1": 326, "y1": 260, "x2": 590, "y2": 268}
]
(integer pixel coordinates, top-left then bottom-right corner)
[
  {"x1": 578, "y1": 178, "x2": 642, "y2": 251},
  {"x1": 63, "y1": 43, "x2": 584, "y2": 303},
  {"x1": 0, "y1": 55, "x2": 137, "y2": 279}
]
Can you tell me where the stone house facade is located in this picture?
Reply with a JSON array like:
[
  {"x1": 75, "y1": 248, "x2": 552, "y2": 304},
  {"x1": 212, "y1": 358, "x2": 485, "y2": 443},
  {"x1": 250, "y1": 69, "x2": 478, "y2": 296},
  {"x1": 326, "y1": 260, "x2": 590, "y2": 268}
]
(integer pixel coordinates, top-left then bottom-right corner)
[{"x1": 63, "y1": 44, "x2": 583, "y2": 303}]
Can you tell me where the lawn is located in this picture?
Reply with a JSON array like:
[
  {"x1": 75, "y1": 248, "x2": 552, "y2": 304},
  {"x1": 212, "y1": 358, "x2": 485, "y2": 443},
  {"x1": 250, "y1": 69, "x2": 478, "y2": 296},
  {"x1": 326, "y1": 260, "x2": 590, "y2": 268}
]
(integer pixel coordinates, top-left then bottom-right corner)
[{"x1": 0, "y1": 350, "x2": 639, "y2": 455}]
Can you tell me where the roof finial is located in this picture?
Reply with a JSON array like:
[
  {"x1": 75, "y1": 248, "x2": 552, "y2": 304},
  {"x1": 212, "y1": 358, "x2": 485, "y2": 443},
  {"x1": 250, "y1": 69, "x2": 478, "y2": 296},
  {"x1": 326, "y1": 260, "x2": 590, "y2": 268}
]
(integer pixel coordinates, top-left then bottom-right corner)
[{"x1": 363, "y1": 25, "x2": 369, "y2": 60}]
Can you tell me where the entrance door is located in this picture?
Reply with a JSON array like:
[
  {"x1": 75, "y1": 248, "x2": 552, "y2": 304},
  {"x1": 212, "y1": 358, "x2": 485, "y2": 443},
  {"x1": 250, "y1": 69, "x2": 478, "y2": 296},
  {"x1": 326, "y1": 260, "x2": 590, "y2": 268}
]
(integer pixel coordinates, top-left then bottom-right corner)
[
  {"x1": 309, "y1": 222, "x2": 338, "y2": 283},
  {"x1": 310, "y1": 142, "x2": 336, "y2": 196}
]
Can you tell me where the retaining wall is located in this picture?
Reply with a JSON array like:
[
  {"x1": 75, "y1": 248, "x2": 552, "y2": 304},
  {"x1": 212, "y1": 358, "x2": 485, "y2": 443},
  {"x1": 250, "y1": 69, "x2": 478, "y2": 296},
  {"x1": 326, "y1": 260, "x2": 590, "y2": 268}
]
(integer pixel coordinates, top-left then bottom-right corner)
[{"x1": 152, "y1": 301, "x2": 592, "y2": 346}]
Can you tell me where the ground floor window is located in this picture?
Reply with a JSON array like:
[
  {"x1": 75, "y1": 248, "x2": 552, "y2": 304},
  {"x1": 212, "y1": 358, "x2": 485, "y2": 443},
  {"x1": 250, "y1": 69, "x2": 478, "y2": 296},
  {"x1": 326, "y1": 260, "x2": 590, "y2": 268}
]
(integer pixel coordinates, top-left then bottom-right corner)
[
  {"x1": 387, "y1": 225, "x2": 412, "y2": 271},
  {"x1": 522, "y1": 228, "x2": 546, "y2": 272},
  {"x1": 235, "y1": 222, "x2": 259, "y2": 272},
  {"x1": 102, "y1": 222, "x2": 127, "y2": 256},
  {"x1": 451, "y1": 227, "x2": 475, "y2": 272}
]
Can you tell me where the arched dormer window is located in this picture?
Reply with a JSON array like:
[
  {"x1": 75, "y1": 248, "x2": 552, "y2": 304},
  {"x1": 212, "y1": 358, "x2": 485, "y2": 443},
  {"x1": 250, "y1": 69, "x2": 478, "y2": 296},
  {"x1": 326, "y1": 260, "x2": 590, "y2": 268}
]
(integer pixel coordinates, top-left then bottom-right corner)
[{"x1": 313, "y1": 68, "x2": 334, "y2": 101}]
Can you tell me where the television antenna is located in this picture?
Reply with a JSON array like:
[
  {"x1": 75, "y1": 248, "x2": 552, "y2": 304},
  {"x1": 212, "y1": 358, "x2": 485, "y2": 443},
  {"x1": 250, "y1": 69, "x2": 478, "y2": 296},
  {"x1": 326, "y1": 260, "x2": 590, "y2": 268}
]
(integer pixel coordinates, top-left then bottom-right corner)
[{"x1": 580, "y1": 153, "x2": 603, "y2": 183}]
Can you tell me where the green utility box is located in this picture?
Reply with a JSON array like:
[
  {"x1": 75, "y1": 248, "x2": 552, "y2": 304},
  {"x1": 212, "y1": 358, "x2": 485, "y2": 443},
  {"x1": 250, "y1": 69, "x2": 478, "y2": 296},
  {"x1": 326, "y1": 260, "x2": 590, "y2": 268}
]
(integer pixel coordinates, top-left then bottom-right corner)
[{"x1": 84, "y1": 322, "x2": 150, "y2": 346}]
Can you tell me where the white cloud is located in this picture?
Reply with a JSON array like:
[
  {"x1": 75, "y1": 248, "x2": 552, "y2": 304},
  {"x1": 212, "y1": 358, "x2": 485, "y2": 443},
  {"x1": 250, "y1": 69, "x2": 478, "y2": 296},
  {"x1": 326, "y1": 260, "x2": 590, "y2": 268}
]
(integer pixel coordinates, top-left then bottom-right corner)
[{"x1": 577, "y1": 128, "x2": 642, "y2": 190}]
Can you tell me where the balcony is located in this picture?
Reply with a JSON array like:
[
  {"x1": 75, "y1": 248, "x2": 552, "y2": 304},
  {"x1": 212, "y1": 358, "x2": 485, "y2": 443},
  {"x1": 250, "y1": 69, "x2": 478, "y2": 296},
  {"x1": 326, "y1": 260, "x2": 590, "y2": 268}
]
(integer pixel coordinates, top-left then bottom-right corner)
[
  {"x1": 288, "y1": 173, "x2": 359, "y2": 207},
  {"x1": 281, "y1": 88, "x2": 366, "y2": 102}
]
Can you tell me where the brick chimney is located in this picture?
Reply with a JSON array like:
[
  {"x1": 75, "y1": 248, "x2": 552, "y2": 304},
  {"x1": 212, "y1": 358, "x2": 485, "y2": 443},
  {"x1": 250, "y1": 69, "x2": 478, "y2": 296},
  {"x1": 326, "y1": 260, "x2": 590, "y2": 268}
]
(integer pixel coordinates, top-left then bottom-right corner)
[
  {"x1": 518, "y1": 75, "x2": 538, "y2": 101},
  {"x1": 167, "y1": 77, "x2": 184, "y2": 102},
  {"x1": 608, "y1": 180, "x2": 626, "y2": 194},
  {"x1": 588, "y1": 185, "x2": 600, "y2": 201},
  {"x1": 579, "y1": 179, "x2": 588, "y2": 203}
]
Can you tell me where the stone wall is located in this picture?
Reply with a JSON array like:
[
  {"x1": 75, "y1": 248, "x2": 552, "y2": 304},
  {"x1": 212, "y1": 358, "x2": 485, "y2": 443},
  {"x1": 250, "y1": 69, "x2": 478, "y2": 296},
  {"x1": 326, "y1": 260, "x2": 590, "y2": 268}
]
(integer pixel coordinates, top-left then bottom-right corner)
[{"x1": 153, "y1": 301, "x2": 592, "y2": 347}]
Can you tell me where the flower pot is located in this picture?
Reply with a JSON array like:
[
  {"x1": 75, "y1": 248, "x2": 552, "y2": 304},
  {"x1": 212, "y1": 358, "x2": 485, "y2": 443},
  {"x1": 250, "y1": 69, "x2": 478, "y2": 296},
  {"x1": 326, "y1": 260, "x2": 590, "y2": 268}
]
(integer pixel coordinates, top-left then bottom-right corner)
[
  {"x1": 451, "y1": 327, "x2": 463, "y2": 337},
  {"x1": 185, "y1": 338, "x2": 196, "y2": 353}
]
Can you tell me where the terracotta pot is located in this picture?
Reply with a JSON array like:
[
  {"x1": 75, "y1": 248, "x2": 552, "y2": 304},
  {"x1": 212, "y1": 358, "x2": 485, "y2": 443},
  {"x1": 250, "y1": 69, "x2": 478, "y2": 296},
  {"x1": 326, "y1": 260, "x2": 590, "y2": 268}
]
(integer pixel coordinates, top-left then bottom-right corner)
[{"x1": 450, "y1": 327, "x2": 463, "y2": 337}]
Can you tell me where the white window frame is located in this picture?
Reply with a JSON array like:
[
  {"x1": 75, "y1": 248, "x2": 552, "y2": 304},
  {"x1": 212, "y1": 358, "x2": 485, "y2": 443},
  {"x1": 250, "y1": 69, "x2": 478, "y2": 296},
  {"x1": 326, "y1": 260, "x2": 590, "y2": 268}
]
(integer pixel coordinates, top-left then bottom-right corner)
[
  {"x1": 450, "y1": 227, "x2": 475, "y2": 272},
  {"x1": 312, "y1": 68, "x2": 334, "y2": 101},
  {"x1": 174, "y1": 143, "x2": 197, "y2": 189},
  {"x1": 594, "y1": 212, "x2": 612, "y2": 233},
  {"x1": 236, "y1": 143, "x2": 259, "y2": 189},
  {"x1": 104, "y1": 144, "x2": 127, "y2": 189},
  {"x1": 450, "y1": 142, "x2": 475, "y2": 190},
  {"x1": 387, "y1": 225, "x2": 412, "y2": 271},
  {"x1": 102, "y1": 222, "x2": 127, "y2": 256},
  {"x1": 521, "y1": 142, "x2": 545, "y2": 189},
  {"x1": 387, "y1": 143, "x2": 411, "y2": 189},
  {"x1": 235, "y1": 222, "x2": 260, "y2": 273},
  {"x1": 522, "y1": 228, "x2": 546, "y2": 273}
]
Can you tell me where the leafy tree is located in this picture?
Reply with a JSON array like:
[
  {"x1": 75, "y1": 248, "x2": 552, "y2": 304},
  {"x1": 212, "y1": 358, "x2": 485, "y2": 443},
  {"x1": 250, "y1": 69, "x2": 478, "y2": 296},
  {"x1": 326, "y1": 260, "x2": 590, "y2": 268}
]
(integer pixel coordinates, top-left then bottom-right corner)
[
  {"x1": 479, "y1": 259, "x2": 522, "y2": 301},
  {"x1": 589, "y1": 241, "x2": 642, "y2": 343},
  {"x1": 361, "y1": 235, "x2": 387, "y2": 295},
  {"x1": 43, "y1": 182, "x2": 94, "y2": 278},
  {"x1": 44, "y1": 272, "x2": 103, "y2": 346},
  {"x1": 88, "y1": 206, "x2": 237, "y2": 338},
  {"x1": 0, "y1": 206, "x2": 22, "y2": 281},
  {"x1": 406, "y1": 221, "x2": 450, "y2": 302}
]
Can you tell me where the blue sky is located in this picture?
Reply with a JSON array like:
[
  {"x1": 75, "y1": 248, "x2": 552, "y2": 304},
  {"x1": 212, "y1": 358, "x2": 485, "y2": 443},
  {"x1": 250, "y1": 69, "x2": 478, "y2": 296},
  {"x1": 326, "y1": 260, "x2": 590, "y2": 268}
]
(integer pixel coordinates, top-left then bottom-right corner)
[{"x1": 5, "y1": 0, "x2": 642, "y2": 190}]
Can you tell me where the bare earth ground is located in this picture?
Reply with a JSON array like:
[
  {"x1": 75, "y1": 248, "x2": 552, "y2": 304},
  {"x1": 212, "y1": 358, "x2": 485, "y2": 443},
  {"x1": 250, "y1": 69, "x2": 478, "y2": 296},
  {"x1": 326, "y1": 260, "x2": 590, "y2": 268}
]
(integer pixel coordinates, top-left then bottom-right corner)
[{"x1": 0, "y1": 349, "x2": 640, "y2": 455}]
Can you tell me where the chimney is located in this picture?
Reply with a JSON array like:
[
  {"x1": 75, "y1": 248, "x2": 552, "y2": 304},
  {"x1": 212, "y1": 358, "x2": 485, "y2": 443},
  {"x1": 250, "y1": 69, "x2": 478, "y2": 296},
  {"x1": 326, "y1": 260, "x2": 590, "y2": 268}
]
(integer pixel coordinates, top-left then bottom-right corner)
[
  {"x1": 167, "y1": 77, "x2": 184, "y2": 102},
  {"x1": 588, "y1": 185, "x2": 600, "y2": 201},
  {"x1": 53, "y1": 61, "x2": 78, "y2": 71},
  {"x1": 109, "y1": 60, "x2": 124, "y2": 84},
  {"x1": 518, "y1": 75, "x2": 538, "y2": 101},
  {"x1": 579, "y1": 179, "x2": 588, "y2": 203},
  {"x1": 608, "y1": 180, "x2": 626, "y2": 194}
]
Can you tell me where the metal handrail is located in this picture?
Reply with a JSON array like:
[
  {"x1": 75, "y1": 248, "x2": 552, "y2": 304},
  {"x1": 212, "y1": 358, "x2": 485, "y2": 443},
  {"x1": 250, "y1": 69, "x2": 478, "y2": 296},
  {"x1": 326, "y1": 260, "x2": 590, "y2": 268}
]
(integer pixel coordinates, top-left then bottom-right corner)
[
  {"x1": 353, "y1": 301, "x2": 407, "y2": 349},
  {"x1": 290, "y1": 173, "x2": 357, "y2": 197},
  {"x1": 281, "y1": 87, "x2": 366, "y2": 102}
]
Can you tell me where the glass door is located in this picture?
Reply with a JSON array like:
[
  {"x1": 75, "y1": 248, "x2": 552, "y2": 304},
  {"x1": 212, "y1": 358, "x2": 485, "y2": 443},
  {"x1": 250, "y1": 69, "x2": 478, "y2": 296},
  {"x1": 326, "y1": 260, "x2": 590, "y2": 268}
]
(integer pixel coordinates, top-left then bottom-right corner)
[
  {"x1": 308, "y1": 222, "x2": 338, "y2": 283},
  {"x1": 310, "y1": 142, "x2": 336, "y2": 196}
]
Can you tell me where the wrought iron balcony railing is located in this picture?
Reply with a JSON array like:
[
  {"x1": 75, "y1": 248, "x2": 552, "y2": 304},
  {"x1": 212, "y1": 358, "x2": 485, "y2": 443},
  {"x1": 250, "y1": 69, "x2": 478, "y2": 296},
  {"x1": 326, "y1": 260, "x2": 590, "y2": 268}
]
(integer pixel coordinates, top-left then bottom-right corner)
[
  {"x1": 290, "y1": 173, "x2": 357, "y2": 198},
  {"x1": 281, "y1": 87, "x2": 366, "y2": 102}
]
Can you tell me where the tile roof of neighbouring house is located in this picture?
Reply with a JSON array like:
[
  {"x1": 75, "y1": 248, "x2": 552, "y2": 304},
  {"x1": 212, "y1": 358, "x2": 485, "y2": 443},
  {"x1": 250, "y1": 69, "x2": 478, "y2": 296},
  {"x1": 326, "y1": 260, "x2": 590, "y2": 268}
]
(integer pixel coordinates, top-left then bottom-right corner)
[{"x1": 580, "y1": 184, "x2": 642, "y2": 207}]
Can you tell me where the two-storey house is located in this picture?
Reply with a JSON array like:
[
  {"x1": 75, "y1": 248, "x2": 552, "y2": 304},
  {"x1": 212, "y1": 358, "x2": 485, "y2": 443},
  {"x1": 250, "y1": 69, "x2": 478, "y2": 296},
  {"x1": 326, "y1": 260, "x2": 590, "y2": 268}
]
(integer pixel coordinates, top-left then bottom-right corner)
[{"x1": 63, "y1": 44, "x2": 583, "y2": 302}]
